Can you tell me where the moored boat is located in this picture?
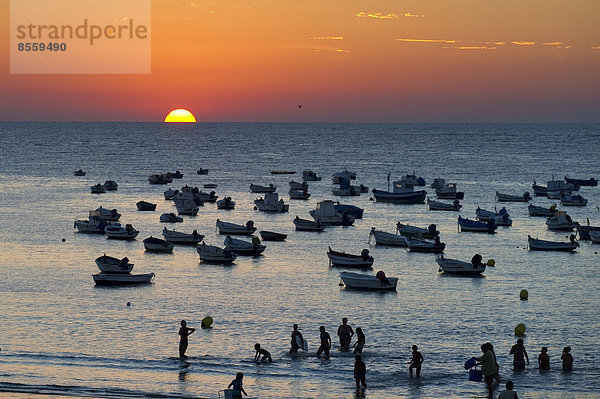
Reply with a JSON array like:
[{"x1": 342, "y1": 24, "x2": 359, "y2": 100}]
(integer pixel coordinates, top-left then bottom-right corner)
[
  {"x1": 143, "y1": 236, "x2": 174, "y2": 253},
  {"x1": 334, "y1": 203, "x2": 364, "y2": 219},
  {"x1": 289, "y1": 189, "x2": 311, "y2": 200},
  {"x1": 160, "y1": 213, "x2": 183, "y2": 223},
  {"x1": 590, "y1": 230, "x2": 600, "y2": 243},
  {"x1": 528, "y1": 235, "x2": 578, "y2": 251},
  {"x1": 148, "y1": 172, "x2": 172, "y2": 185},
  {"x1": 547, "y1": 179, "x2": 579, "y2": 199},
  {"x1": 103, "y1": 180, "x2": 118, "y2": 191},
  {"x1": 310, "y1": 200, "x2": 355, "y2": 225},
  {"x1": 74, "y1": 169, "x2": 86, "y2": 176},
  {"x1": 545, "y1": 211, "x2": 577, "y2": 231},
  {"x1": 396, "y1": 222, "x2": 438, "y2": 239},
  {"x1": 271, "y1": 170, "x2": 295, "y2": 175},
  {"x1": 164, "y1": 188, "x2": 178, "y2": 200},
  {"x1": 223, "y1": 235, "x2": 266, "y2": 255},
  {"x1": 339, "y1": 271, "x2": 398, "y2": 290},
  {"x1": 259, "y1": 230, "x2": 287, "y2": 241},
  {"x1": 458, "y1": 216, "x2": 497, "y2": 233},
  {"x1": 407, "y1": 237, "x2": 445, "y2": 253},
  {"x1": 250, "y1": 183, "x2": 276, "y2": 193},
  {"x1": 197, "y1": 242, "x2": 237, "y2": 263},
  {"x1": 436, "y1": 183, "x2": 464, "y2": 200},
  {"x1": 332, "y1": 178, "x2": 361, "y2": 196},
  {"x1": 289, "y1": 180, "x2": 308, "y2": 190},
  {"x1": 565, "y1": 176, "x2": 598, "y2": 186},
  {"x1": 94, "y1": 206, "x2": 121, "y2": 221},
  {"x1": 436, "y1": 255, "x2": 487, "y2": 275},
  {"x1": 162, "y1": 227, "x2": 204, "y2": 244},
  {"x1": 496, "y1": 191, "x2": 531, "y2": 202},
  {"x1": 136, "y1": 201, "x2": 157, "y2": 211},
  {"x1": 476, "y1": 207, "x2": 512, "y2": 226},
  {"x1": 90, "y1": 183, "x2": 106, "y2": 194},
  {"x1": 560, "y1": 193, "x2": 588, "y2": 206},
  {"x1": 372, "y1": 179, "x2": 427, "y2": 204},
  {"x1": 293, "y1": 216, "x2": 326, "y2": 231},
  {"x1": 327, "y1": 247, "x2": 374, "y2": 268},
  {"x1": 577, "y1": 222, "x2": 600, "y2": 241},
  {"x1": 105, "y1": 224, "x2": 139, "y2": 240},
  {"x1": 197, "y1": 168, "x2": 209, "y2": 175},
  {"x1": 171, "y1": 170, "x2": 184, "y2": 179},
  {"x1": 528, "y1": 204, "x2": 556, "y2": 217},
  {"x1": 216, "y1": 197, "x2": 236, "y2": 209},
  {"x1": 368, "y1": 228, "x2": 409, "y2": 246},
  {"x1": 302, "y1": 170, "x2": 322, "y2": 181},
  {"x1": 254, "y1": 192, "x2": 289, "y2": 212},
  {"x1": 74, "y1": 210, "x2": 116, "y2": 233},
  {"x1": 216, "y1": 219, "x2": 256, "y2": 235},
  {"x1": 427, "y1": 198, "x2": 461, "y2": 211},
  {"x1": 95, "y1": 254, "x2": 134, "y2": 273},
  {"x1": 172, "y1": 186, "x2": 200, "y2": 215},
  {"x1": 332, "y1": 169, "x2": 356, "y2": 184},
  {"x1": 532, "y1": 181, "x2": 548, "y2": 196},
  {"x1": 93, "y1": 272, "x2": 154, "y2": 285}
]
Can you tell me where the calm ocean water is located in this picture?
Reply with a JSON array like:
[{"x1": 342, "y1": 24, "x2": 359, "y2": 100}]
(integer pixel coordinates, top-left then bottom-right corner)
[{"x1": 0, "y1": 122, "x2": 599, "y2": 398}]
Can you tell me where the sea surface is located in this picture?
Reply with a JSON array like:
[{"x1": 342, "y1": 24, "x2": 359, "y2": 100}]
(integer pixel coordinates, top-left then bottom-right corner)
[{"x1": 0, "y1": 122, "x2": 599, "y2": 399}]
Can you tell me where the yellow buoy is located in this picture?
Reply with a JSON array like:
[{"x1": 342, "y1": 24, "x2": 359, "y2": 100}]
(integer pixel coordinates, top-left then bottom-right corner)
[
  {"x1": 520, "y1": 289, "x2": 528, "y2": 300},
  {"x1": 201, "y1": 316, "x2": 213, "y2": 328},
  {"x1": 487, "y1": 259, "x2": 495, "y2": 267},
  {"x1": 515, "y1": 323, "x2": 526, "y2": 336}
]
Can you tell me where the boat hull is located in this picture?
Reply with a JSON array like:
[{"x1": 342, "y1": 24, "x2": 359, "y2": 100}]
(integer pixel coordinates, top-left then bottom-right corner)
[
  {"x1": 93, "y1": 273, "x2": 154, "y2": 285},
  {"x1": 339, "y1": 272, "x2": 397, "y2": 290},
  {"x1": 436, "y1": 258, "x2": 485, "y2": 275},
  {"x1": 259, "y1": 231, "x2": 287, "y2": 241},
  {"x1": 528, "y1": 237, "x2": 578, "y2": 251},
  {"x1": 372, "y1": 189, "x2": 427, "y2": 204},
  {"x1": 143, "y1": 237, "x2": 174, "y2": 252},
  {"x1": 369, "y1": 230, "x2": 408, "y2": 246},
  {"x1": 328, "y1": 253, "x2": 374, "y2": 268}
]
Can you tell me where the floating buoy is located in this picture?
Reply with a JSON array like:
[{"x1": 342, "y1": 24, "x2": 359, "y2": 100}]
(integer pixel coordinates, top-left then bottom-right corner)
[
  {"x1": 369, "y1": 197, "x2": 374, "y2": 201},
  {"x1": 487, "y1": 259, "x2": 495, "y2": 267},
  {"x1": 61, "y1": 238, "x2": 66, "y2": 242},
  {"x1": 201, "y1": 316, "x2": 213, "y2": 328},
  {"x1": 126, "y1": 302, "x2": 131, "y2": 306},
  {"x1": 253, "y1": 206, "x2": 258, "y2": 210},
  {"x1": 515, "y1": 323, "x2": 526, "y2": 336},
  {"x1": 520, "y1": 289, "x2": 528, "y2": 300}
]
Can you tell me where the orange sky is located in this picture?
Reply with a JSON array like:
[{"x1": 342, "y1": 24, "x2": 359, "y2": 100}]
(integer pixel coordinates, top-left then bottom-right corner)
[{"x1": 1, "y1": 0, "x2": 600, "y2": 122}]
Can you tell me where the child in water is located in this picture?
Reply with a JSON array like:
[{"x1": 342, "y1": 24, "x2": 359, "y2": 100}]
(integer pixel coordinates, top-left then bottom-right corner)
[
  {"x1": 538, "y1": 347, "x2": 550, "y2": 370},
  {"x1": 409, "y1": 345, "x2": 424, "y2": 377},
  {"x1": 561, "y1": 347, "x2": 573, "y2": 371},
  {"x1": 228, "y1": 372, "x2": 247, "y2": 399},
  {"x1": 254, "y1": 343, "x2": 272, "y2": 363}
]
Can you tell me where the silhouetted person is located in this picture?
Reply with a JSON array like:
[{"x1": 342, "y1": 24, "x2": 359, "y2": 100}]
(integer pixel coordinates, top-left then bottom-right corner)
[
  {"x1": 290, "y1": 324, "x2": 304, "y2": 354},
  {"x1": 228, "y1": 372, "x2": 247, "y2": 399},
  {"x1": 254, "y1": 343, "x2": 272, "y2": 363},
  {"x1": 316, "y1": 326, "x2": 331, "y2": 359},
  {"x1": 337, "y1": 318, "x2": 354, "y2": 349},
  {"x1": 354, "y1": 355, "x2": 367, "y2": 388},
  {"x1": 178, "y1": 320, "x2": 195, "y2": 359},
  {"x1": 510, "y1": 338, "x2": 529, "y2": 369},
  {"x1": 409, "y1": 345, "x2": 424, "y2": 377},
  {"x1": 498, "y1": 380, "x2": 519, "y2": 399},
  {"x1": 562, "y1": 347, "x2": 573, "y2": 371},
  {"x1": 477, "y1": 344, "x2": 497, "y2": 397},
  {"x1": 538, "y1": 347, "x2": 550, "y2": 370},
  {"x1": 353, "y1": 327, "x2": 365, "y2": 354}
]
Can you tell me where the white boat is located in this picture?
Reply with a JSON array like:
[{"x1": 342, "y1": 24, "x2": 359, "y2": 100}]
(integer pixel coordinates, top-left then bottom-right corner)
[
  {"x1": 427, "y1": 198, "x2": 461, "y2": 211},
  {"x1": 590, "y1": 230, "x2": 600, "y2": 243},
  {"x1": 90, "y1": 183, "x2": 106, "y2": 193},
  {"x1": 547, "y1": 179, "x2": 578, "y2": 199},
  {"x1": 216, "y1": 197, "x2": 236, "y2": 209},
  {"x1": 475, "y1": 207, "x2": 512, "y2": 226},
  {"x1": 396, "y1": 222, "x2": 438, "y2": 239},
  {"x1": 216, "y1": 219, "x2": 256, "y2": 235},
  {"x1": 95, "y1": 254, "x2": 134, "y2": 273},
  {"x1": 339, "y1": 271, "x2": 397, "y2": 290},
  {"x1": 436, "y1": 183, "x2": 464, "y2": 200},
  {"x1": 105, "y1": 224, "x2": 139, "y2": 240},
  {"x1": 532, "y1": 181, "x2": 548, "y2": 196},
  {"x1": 407, "y1": 237, "x2": 445, "y2": 253},
  {"x1": 74, "y1": 210, "x2": 116, "y2": 233},
  {"x1": 223, "y1": 236, "x2": 266, "y2": 255},
  {"x1": 310, "y1": 200, "x2": 355, "y2": 225},
  {"x1": 172, "y1": 186, "x2": 199, "y2": 215},
  {"x1": 143, "y1": 236, "x2": 174, "y2": 253},
  {"x1": 197, "y1": 242, "x2": 237, "y2": 263},
  {"x1": 164, "y1": 188, "x2": 178, "y2": 200},
  {"x1": 528, "y1": 204, "x2": 556, "y2": 217},
  {"x1": 93, "y1": 272, "x2": 155, "y2": 285},
  {"x1": 250, "y1": 183, "x2": 276, "y2": 193},
  {"x1": 528, "y1": 235, "x2": 578, "y2": 251},
  {"x1": 368, "y1": 228, "x2": 409, "y2": 246},
  {"x1": 293, "y1": 216, "x2": 326, "y2": 231},
  {"x1": 327, "y1": 247, "x2": 374, "y2": 267},
  {"x1": 103, "y1": 180, "x2": 118, "y2": 191},
  {"x1": 430, "y1": 178, "x2": 446, "y2": 189},
  {"x1": 94, "y1": 206, "x2": 121, "y2": 221},
  {"x1": 436, "y1": 255, "x2": 486, "y2": 275},
  {"x1": 160, "y1": 213, "x2": 183, "y2": 223},
  {"x1": 560, "y1": 193, "x2": 588, "y2": 206},
  {"x1": 289, "y1": 180, "x2": 308, "y2": 190},
  {"x1": 372, "y1": 180, "x2": 427, "y2": 204},
  {"x1": 332, "y1": 169, "x2": 356, "y2": 184},
  {"x1": 254, "y1": 192, "x2": 289, "y2": 212},
  {"x1": 289, "y1": 189, "x2": 311, "y2": 200},
  {"x1": 302, "y1": 170, "x2": 322, "y2": 181},
  {"x1": 162, "y1": 227, "x2": 204, "y2": 244},
  {"x1": 546, "y1": 211, "x2": 577, "y2": 231},
  {"x1": 496, "y1": 191, "x2": 531, "y2": 202}
]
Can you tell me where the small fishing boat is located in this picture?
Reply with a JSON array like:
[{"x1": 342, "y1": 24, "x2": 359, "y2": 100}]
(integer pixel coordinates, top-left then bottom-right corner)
[
  {"x1": 372, "y1": 179, "x2": 427, "y2": 204},
  {"x1": 368, "y1": 228, "x2": 409, "y2": 246},
  {"x1": 93, "y1": 272, "x2": 155, "y2": 285},
  {"x1": 547, "y1": 179, "x2": 579, "y2": 199},
  {"x1": 430, "y1": 178, "x2": 446, "y2": 189},
  {"x1": 160, "y1": 213, "x2": 183, "y2": 223},
  {"x1": 74, "y1": 210, "x2": 115, "y2": 233},
  {"x1": 545, "y1": 211, "x2": 577, "y2": 231},
  {"x1": 143, "y1": 236, "x2": 174, "y2": 253},
  {"x1": 339, "y1": 271, "x2": 398, "y2": 291},
  {"x1": 103, "y1": 180, "x2": 118, "y2": 191},
  {"x1": 560, "y1": 193, "x2": 588, "y2": 206},
  {"x1": 105, "y1": 224, "x2": 139, "y2": 240},
  {"x1": 95, "y1": 255, "x2": 134, "y2": 273},
  {"x1": 590, "y1": 230, "x2": 600, "y2": 243},
  {"x1": 164, "y1": 188, "x2": 178, "y2": 200},
  {"x1": 162, "y1": 227, "x2": 204, "y2": 244},
  {"x1": 436, "y1": 255, "x2": 487, "y2": 275},
  {"x1": 565, "y1": 176, "x2": 598, "y2": 186},
  {"x1": 289, "y1": 180, "x2": 308, "y2": 190},
  {"x1": 197, "y1": 242, "x2": 237, "y2": 263},
  {"x1": 74, "y1": 169, "x2": 86, "y2": 176},
  {"x1": 476, "y1": 207, "x2": 512, "y2": 226},
  {"x1": 399, "y1": 172, "x2": 426, "y2": 187},
  {"x1": 250, "y1": 183, "x2": 276, "y2": 193},
  {"x1": 171, "y1": 170, "x2": 184, "y2": 179},
  {"x1": 532, "y1": 181, "x2": 548, "y2": 196},
  {"x1": 289, "y1": 189, "x2": 311, "y2": 200},
  {"x1": 427, "y1": 198, "x2": 461, "y2": 211},
  {"x1": 216, "y1": 219, "x2": 256, "y2": 235},
  {"x1": 577, "y1": 221, "x2": 600, "y2": 241},
  {"x1": 334, "y1": 203, "x2": 364, "y2": 219},
  {"x1": 148, "y1": 172, "x2": 172, "y2": 185},
  {"x1": 528, "y1": 235, "x2": 578, "y2": 251},
  {"x1": 195, "y1": 190, "x2": 218, "y2": 203},
  {"x1": 407, "y1": 237, "x2": 445, "y2": 253},
  {"x1": 332, "y1": 169, "x2": 356, "y2": 184},
  {"x1": 327, "y1": 247, "x2": 374, "y2": 268},
  {"x1": 271, "y1": 170, "x2": 295, "y2": 175},
  {"x1": 310, "y1": 200, "x2": 355, "y2": 225},
  {"x1": 204, "y1": 183, "x2": 217, "y2": 189},
  {"x1": 528, "y1": 204, "x2": 556, "y2": 217},
  {"x1": 90, "y1": 183, "x2": 106, "y2": 194},
  {"x1": 254, "y1": 192, "x2": 289, "y2": 212},
  {"x1": 396, "y1": 222, "x2": 438, "y2": 239},
  {"x1": 224, "y1": 235, "x2": 266, "y2": 255},
  {"x1": 172, "y1": 187, "x2": 199, "y2": 215},
  {"x1": 259, "y1": 230, "x2": 287, "y2": 241},
  {"x1": 293, "y1": 216, "x2": 326, "y2": 231},
  {"x1": 136, "y1": 200, "x2": 157, "y2": 211},
  {"x1": 216, "y1": 197, "x2": 236, "y2": 209},
  {"x1": 302, "y1": 170, "x2": 322, "y2": 181},
  {"x1": 458, "y1": 216, "x2": 497, "y2": 233},
  {"x1": 496, "y1": 191, "x2": 531, "y2": 202},
  {"x1": 436, "y1": 183, "x2": 464, "y2": 200},
  {"x1": 94, "y1": 206, "x2": 121, "y2": 221},
  {"x1": 197, "y1": 168, "x2": 209, "y2": 175}
]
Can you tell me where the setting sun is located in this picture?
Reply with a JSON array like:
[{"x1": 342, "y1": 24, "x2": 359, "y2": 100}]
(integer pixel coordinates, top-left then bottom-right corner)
[{"x1": 164, "y1": 109, "x2": 196, "y2": 123}]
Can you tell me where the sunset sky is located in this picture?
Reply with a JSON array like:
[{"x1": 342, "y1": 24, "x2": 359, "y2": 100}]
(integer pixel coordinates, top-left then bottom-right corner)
[{"x1": 1, "y1": 0, "x2": 599, "y2": 122}]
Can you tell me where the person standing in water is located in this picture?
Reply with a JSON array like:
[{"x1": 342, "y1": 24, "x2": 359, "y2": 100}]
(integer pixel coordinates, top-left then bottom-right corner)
[
  {"x1": 290, "y1": 324, "x2": 304, "y2": 354},
  {"x1": 538, "y1": 347, "x2": 550, "y2": 370},
  {"x1": 254, "y1": 343, "x2": 273, "y2": 363},
  {"x1": 316, "y1": 326, "x2": 331, "y2": 359},
  {"x1": 477, "y1": 344, "x2": 497, "y2": 398},
  {"x1": 510, "y1": 339, "x2": 529, "y2": 369},
  {"x1": 228, "y1": 372, "x2": 247, "y2": 399},
  {"x1": 409, "y1": 345, "x2": 424, "y2": 377},
  {"x1": 354, "y1": 355, "x2": 367, "y2": 389},
  {"x1": 561, "y1": 347, "x2": 573, "y2": 371},
  {"x1": 178, "y1": 320, "x2": 195, "y2": 359},
  {"x1": 337, "y1": 318, "x2": 354, "y2": 349},
  {"x1": 353, "y1": 327, "x2": 365, "y2": 354}
]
